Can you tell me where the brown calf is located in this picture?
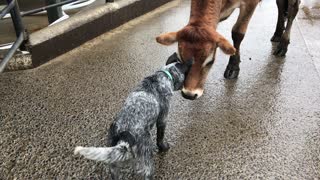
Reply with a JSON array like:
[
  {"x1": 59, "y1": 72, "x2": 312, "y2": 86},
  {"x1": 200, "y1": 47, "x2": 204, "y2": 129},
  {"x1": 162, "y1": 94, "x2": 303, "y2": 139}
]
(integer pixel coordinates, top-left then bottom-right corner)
[{"x1": 156, "y1": 0, "x2": 300, "y2": 100}]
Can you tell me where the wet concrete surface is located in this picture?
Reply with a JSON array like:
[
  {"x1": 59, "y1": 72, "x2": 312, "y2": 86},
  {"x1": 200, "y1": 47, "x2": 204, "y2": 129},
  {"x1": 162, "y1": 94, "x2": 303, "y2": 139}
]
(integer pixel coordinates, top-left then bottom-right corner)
[{"x1": 1, "y1": 0, "x2": 320, "y2": 179}]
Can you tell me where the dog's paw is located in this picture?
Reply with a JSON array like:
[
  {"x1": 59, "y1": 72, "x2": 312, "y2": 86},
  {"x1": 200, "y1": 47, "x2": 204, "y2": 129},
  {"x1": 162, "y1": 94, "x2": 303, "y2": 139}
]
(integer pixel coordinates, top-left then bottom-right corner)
[{"x1": 157, "y1": 142, "x2": 170, "y2": 153}]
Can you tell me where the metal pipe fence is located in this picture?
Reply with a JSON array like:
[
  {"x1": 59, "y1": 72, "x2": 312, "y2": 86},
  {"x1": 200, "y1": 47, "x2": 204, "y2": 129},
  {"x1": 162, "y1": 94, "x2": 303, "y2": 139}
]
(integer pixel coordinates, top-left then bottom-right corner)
[
  {"x1": 0, "y1": 0, "x2": 115, "y2": 73},
  {"x1": 0, "y1": 0, "x2": 27, "y2": 73}
]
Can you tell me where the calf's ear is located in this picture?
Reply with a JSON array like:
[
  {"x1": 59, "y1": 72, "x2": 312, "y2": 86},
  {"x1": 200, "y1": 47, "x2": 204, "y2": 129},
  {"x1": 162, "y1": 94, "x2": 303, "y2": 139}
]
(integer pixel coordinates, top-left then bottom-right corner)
[
  {"x1": 211, "y1": 31, "x2": 236, "y2": 55},
  {"x1": 156, "y1": 32, "x2": 178, "y2": 46}
]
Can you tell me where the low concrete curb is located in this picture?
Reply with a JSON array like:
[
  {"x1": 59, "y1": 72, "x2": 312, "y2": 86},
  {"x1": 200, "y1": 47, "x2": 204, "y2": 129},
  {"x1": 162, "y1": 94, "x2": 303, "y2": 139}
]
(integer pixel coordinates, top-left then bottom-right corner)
[
  {"x1": 1, "y1": 50, "x2": 32, "y2": 72},
  {"x1": 29, "y1": 0, "x2": 172, "y2": 67}
]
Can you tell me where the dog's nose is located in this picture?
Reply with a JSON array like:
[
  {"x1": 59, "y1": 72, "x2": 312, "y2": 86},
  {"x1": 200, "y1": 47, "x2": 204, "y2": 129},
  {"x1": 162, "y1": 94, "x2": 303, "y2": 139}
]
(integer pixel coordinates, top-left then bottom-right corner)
[{"x1": 181, "y1": 88, "x2": 203, "y2": 100}]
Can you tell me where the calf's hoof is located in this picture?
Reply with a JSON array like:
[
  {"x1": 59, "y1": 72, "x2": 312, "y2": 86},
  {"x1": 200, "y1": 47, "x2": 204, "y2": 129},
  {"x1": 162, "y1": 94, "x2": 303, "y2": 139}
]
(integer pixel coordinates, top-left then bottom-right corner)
[
  {"x1": 224, "y1": 66, "x2": 240, "y2": 79},
  {"x1": 271, "y1": 34, "x2": 282, "y2": 42},
  {"x1": 157, "y1": 142, "x2": 170, "y2": 153},
  {"x1": 273, "y1": 39, "x2": 289, "y2": 57},
  {"x1": 225, "y1": 55, "x2": 240, "y2": 79}
]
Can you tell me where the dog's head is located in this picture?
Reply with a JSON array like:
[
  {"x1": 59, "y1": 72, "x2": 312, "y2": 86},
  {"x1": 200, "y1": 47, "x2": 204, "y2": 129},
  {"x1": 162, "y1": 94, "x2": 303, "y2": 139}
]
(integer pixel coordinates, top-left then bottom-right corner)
[{"x1": 162, "y1": 53, "x2": 193, "y2": 91}]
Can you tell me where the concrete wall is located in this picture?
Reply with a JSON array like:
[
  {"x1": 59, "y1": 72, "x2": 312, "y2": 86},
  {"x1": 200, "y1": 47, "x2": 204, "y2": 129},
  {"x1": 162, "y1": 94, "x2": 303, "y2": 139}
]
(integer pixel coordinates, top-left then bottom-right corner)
[{"x1": 29, "y1": 0, "x2": 172, "y2": 67}]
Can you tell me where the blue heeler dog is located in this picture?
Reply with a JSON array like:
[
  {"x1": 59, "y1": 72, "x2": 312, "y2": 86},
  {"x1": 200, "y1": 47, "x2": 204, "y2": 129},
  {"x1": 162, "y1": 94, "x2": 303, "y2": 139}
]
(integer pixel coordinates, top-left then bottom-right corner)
[{"x1": 74, "y1": 53, "x2": 192, "y2": 180}]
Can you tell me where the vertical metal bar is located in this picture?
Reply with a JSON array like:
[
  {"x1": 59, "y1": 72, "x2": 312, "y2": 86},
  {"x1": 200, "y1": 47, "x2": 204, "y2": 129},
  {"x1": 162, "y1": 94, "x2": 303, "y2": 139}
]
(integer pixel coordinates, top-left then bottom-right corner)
[
  {"x1": 6, "y1": 0, "x2": 25, "y2": 38},
  {"x1": 5, "y1": 0, "x2": 27, "y2": 50},
  {"x1": 45, "y1": 0, "x2": 63, "y2": 24}
]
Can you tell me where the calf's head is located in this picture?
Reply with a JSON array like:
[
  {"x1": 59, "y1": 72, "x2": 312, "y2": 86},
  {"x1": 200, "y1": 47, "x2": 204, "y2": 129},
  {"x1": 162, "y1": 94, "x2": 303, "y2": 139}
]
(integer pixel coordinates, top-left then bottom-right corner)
[{"x1": 156, "y1": 26, "x2": 236, "y2": 100}]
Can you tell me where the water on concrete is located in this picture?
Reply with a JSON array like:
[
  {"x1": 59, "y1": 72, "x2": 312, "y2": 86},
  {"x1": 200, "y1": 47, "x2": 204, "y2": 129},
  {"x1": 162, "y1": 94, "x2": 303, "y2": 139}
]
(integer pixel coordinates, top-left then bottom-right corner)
[{"x1": 1, "y1": 0, "x2": 320, "y2": 179}]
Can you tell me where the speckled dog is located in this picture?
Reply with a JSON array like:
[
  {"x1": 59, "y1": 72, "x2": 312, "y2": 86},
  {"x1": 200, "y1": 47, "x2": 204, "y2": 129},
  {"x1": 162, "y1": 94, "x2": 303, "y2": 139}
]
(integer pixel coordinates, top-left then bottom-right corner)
[{"x1": 74, "y1": 53, "x2": 192, "y2": 180}]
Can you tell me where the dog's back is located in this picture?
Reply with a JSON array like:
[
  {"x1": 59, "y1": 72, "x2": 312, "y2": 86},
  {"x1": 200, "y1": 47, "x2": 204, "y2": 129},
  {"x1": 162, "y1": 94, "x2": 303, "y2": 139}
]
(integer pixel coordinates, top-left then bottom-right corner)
[{"x1": 115, "y1": 91, "x2": 162, "y2": 134}]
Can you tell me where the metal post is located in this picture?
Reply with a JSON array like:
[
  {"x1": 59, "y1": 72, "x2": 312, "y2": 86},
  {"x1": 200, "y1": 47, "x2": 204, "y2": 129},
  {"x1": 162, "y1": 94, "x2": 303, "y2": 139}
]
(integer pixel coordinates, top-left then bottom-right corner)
[
  {"x1": 6, "y1": 0, "x2": 25, "y2": 38},
  {"x1": 45, "y1": 0, "x2": 63, "y2": 24},
  {"x1": 5, "y1": 0, "x2": 27, "y2": 50}
]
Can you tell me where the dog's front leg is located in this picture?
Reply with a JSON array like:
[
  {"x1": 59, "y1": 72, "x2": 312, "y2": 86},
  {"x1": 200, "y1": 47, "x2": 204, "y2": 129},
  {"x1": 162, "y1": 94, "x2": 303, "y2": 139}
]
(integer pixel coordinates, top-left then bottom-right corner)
[{"x1": 156, "y1": 118, "x2": 170, "y2": 152}]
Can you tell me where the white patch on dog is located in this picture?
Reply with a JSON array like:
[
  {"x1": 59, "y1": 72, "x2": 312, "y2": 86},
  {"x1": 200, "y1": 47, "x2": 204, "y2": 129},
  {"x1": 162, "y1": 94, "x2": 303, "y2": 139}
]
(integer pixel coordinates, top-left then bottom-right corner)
[{"x1": 74, "y1": 142, "x2": 130, "y2": 162}]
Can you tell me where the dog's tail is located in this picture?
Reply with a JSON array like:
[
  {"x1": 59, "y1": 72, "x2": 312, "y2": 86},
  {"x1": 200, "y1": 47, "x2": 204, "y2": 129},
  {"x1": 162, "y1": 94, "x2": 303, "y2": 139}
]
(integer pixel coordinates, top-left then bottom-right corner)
[{"x1": 74, "y1": 141, "x2": 133, "y2": 163}]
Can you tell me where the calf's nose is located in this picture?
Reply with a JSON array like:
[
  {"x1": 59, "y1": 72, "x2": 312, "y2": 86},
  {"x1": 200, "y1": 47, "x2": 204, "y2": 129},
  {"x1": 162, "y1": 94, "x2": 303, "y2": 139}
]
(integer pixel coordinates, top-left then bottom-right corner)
[{"x1": 181, "y1": 88, "x2": 203, "y2": 100}]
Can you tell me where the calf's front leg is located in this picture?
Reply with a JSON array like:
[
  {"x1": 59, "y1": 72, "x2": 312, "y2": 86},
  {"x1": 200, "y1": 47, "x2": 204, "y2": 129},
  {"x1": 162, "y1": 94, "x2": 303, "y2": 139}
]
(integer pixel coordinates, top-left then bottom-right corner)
[{"x1": 224, "y1": 3, "x2": 258, "y2": 79}]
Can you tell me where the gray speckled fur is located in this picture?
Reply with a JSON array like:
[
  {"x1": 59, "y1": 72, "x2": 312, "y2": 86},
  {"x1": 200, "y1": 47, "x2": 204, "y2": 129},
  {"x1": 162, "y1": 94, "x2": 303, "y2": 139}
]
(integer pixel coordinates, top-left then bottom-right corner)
[{"x1": 75, "y1": 55, "x2": 192, "y2": 180}]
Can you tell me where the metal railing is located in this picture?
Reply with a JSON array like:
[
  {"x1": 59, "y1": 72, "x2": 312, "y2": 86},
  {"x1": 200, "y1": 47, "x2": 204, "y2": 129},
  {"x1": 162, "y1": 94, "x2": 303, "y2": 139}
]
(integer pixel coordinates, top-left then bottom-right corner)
[
  {"x1": 0, "y1": 0, "x2": 116, "y2": 73},
  {"x1": 0, "y1": 0, "x2": 27, "y2": 73}
]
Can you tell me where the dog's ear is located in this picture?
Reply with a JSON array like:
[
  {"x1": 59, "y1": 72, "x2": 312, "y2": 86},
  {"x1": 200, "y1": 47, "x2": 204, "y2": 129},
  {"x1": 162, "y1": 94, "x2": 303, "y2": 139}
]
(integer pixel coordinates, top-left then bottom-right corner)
[
  {"x1": 210, "y1": 31, "x2": 236, "y2": 55},
  {"x1": 185, "y1": 57, "x2": 194, "y2": 67},
  {"x1": 180, "y1": 57, "x2": 194, "y2": 74},
  {"x1": 156, "y1": 32, "x2": 178, "y2": 46},
  {"x1": 166, "y1": 52, "x2": 180, "y2": 65}
]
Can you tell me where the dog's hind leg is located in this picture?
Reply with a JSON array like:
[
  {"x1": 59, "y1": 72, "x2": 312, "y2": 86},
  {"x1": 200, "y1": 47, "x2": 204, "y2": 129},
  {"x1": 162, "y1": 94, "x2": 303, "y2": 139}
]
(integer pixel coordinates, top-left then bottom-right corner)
[
  {"x1": 156, "y1": 117, "x2": 170, "y2": 152},
  {"x1": 142, "y1": 150, "x2": 154, "y2": 180},
  {"x1": 136, "y1": 136, "x2": 154, "y2": 180},
  {"x1": 143, "y1": 161, "x2": 154, "y2": 180},
  {"x1": 109, "y1": 163, "x2": 120, "y2": 180}
]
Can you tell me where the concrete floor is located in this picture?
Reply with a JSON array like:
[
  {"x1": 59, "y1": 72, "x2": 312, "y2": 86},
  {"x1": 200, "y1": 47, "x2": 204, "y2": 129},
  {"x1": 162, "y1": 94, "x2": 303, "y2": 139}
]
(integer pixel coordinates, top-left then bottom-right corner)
[{"x1": 1, "y1": 0, "x2": 320, "y2": 179}]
